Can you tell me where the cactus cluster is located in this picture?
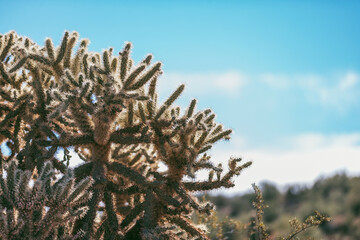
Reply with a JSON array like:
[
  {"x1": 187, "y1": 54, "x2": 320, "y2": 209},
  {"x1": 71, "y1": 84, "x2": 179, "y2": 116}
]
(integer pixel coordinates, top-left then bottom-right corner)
[
  {"x1": 0, "y1": 31, "x2": 252, "y2": 239},
  {"x1": 0, "y1": 161, "x2": 92, "y2": 240}
]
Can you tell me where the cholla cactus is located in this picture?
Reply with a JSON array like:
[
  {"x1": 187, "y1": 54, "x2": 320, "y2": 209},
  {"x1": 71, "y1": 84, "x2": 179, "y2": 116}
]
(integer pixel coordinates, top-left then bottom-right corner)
[
  {"x1": 0, "y1": 31, "x2": 252, "y2": 239},
  {"x1": 0, "y1": 160, "x2": 93, "y2": 240}
]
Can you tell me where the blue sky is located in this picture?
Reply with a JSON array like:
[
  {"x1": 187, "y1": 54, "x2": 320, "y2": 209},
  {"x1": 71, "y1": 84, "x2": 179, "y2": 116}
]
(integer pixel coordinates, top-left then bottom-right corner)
[{"x1": 1, "y1": 0, "x2": 359, "y2": 193}]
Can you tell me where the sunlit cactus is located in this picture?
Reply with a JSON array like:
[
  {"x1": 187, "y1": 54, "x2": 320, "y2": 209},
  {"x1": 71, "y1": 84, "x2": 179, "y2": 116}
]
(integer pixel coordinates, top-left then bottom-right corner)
[
  {"x1": 0, "y1": 31, "x2": 252, "y2": 239},
  {"x1": 0, "y1": 160, "x2": 92, "y2": 239}
]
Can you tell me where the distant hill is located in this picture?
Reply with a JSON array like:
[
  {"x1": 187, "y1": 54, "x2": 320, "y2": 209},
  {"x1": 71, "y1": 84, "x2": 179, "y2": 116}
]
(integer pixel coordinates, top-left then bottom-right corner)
[{"x1": 203, "y1": 174, "x2": 360, "y2": 239}]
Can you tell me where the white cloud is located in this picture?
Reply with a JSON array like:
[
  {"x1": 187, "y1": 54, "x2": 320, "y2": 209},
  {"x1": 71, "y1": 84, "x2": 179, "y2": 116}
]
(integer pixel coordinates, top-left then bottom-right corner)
[
  {"x1": 260, "y1": 73, "x2": 290, "y2": 89},
  {"x1": 211, "y1": 72, "x2": 246, "y2": 93},
  {"x1": 259, "y1": 71, "x2": 360, "y2": 112},
  {"x1": 339, "y1": 72, "x2": 358, "y2": 90},
  {"x1": 205, "y1": 133, "x2": 360, "y2": 195},
  {"x1": 292, "y1": 133, "x2": 360, "y2": 149},
  {"x1": 157, "y1": 70, "x2": 360, "y2": 112},
  {"x1": 291, "y1": 133, "x2": 327, "y2": 149},
  {"x1": 299, "y1": 72, "x2": 360, "y2": 110},
  {"x1": 296, "y1": 74, "x2": 320, "y2": 87},
  {"x1": 158, "y1": 71, "x2": 247, "y2": 96},
  {"x1": 317, "y1": 72, "x2": 359, "y2": 110}
]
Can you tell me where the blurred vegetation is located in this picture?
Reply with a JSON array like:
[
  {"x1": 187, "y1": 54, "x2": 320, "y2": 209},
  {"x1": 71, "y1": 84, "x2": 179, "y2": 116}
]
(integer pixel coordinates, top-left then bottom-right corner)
[{"x1": 197, "y1": 173, "x2": 360, "y2": 239}]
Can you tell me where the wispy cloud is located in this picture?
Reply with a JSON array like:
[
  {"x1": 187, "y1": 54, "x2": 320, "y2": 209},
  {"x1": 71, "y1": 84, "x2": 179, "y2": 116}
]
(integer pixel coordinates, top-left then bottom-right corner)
[
  {"x1": 158, "y1": 71, "x2": 247, "y2": 96},
  {"x1": 291, "y1": 132, "x2": 360, "y2": 149},
  {"x1": 207, "y1": 132, "x2": 360, "y2": 195},
  {"x1": 317, "y1": 72, "x2": 359, "y2": 110},
  {"x1": 260, "y1": 73, "x2": 290, "y2": 89},
  {"x1": 339, "y1": 72, "x2": 358, "y2": 90},
  {"x1": 259, "y1": 71, "x2": 360, "y2": 111},
  {"x1": 161, "y1": 71, "x2": 359, "y2": 110}
]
